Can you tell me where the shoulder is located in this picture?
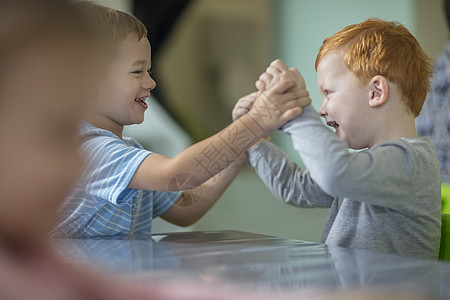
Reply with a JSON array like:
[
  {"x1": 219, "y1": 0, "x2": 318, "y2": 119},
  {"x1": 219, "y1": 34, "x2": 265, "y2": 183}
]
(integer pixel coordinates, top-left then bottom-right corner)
[
  {"x1": 371, "y1": 137, "x2": 440, "y2": 174},
  {"x1": 78, "y1": 123, "x2": 151, "y2": 166},
  {"x1": 372, "y1": 136, "x2": 432, "y2": 150},
  {"x1": 78, "y1": 122, "x2": 125, "y2": 150},
  {"x1": 78, "y1": 122, "x2": 149, "y2": 152},
  {"x1": 371, "y1": 137, "x2": 435, "y2": 158},
  {"x1": 123, "y1": 136, "x2": 145, "y2": 150},
  {"x1": 79, "y1": 121, "x2": 117, "y2": 139}
]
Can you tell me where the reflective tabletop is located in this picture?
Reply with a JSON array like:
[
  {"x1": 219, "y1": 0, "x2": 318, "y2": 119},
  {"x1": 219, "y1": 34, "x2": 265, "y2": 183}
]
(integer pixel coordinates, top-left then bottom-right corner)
[{"x1": 54, "y1": 230, "x2": 450, "y2": 299}]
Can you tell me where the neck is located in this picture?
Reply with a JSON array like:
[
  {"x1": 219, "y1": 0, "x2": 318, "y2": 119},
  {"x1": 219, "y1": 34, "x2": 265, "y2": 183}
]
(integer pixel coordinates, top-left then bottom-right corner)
[
  {"x1": 84, "y1": 112, "x2": 124, "y2": 139},
  {"x1": 368, "y1": 112, "x2": 417, "y2": 148}
]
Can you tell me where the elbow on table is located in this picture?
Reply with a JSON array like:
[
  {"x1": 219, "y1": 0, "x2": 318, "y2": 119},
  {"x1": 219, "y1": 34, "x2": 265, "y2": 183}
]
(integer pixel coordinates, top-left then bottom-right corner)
[
  {"x1": 162, "y1": 200, "x2": 203, "y2": 227},
  {"x1": 169, "y1": 215, "x2": 198, "y2": 227}
]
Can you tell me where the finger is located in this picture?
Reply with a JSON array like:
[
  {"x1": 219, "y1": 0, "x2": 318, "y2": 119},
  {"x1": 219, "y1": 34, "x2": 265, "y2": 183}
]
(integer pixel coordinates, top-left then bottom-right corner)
[
  {"x1": 290, "y1": 68, "x2": 307, "y2": 90},
  {"x1": 237, "y1": 92, "x2": 258, "y2": 105},
  {"x1": 282, "y1": 89, "x2": 310, "y2": 101},
  {"x1": 260, "y1": 92, "x2": 309, "y2": 111},
  {"x1": 233, "y1": 108, "x2": 250, "y2": 117},
  {"x1": 283, "y1": 96, "x2": 311, "y2": 110},
  {"x1": 298, "y1": 95, "x2": 312, "y2": 107},
  {"x1": 241, "y1": 98, "x2": 256, "y2": 106},
  {"x1": 255, "y1": 80, "x2": 265, "y2": 91},
  {"x1": 236, "y1": 100, "x2": 254, "y2": 110},
  {"x1": 247, "y1": 91, "x2": 258, "y2": 99},
  {"x1": 289, "y1": 67, "x2": 302, "y2": 80},
  {"x1": 259, "y1": 72, "x2": 273, "y2": 85},
  {"x1": 266, "y1": 66, "x2": 282, "y2": 77},
  {"x1": 239, "y1": 93, "x2": 258, "y2": 104},
  {"x1": 232, "y1": 107, "x2": 252, "y2": 121},
  {"x1": 269, "y1": 79, "x2": 296, "y2": 95},
  {"x1": 270, "y1": 59, "x2": 289, "y2": 72},
  {"x1": 280, "y1": 107, "x2": 303, "y2": 124},
  {"x1": 234, "y1": 99, "x2": 253, "y2": 110}
]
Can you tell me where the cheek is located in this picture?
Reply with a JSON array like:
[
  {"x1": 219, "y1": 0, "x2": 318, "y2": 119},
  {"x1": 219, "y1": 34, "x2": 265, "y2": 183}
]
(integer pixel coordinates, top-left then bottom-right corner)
[
  {"x1": 99, "y1": 77, "x2": 140, "y2": 107},
  {"x1": 326, "y1": 97, "x2": 341, "y2": 116},
  {"x1": 110, "y1": 74, "x2": 139, "y2": 92},
  {"x1": 125, "y1": 77, "x2": 141, "y2": 97}
]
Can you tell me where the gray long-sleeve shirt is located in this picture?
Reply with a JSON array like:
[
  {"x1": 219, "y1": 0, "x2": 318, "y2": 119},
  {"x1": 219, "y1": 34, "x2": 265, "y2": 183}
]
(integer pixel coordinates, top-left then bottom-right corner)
[{"x1": 248, "y1": 106, "x2": 441, "y2": 259}]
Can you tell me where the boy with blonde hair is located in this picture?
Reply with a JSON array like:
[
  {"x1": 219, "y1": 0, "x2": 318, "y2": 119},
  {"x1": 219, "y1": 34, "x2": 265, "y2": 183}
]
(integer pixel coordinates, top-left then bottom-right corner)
[
  {"x1": 54, "y1": 3, "x2": 309, "y2": 238},
  {"x1": 234, "y1": 19, "x2": 441, "y2": 259}
]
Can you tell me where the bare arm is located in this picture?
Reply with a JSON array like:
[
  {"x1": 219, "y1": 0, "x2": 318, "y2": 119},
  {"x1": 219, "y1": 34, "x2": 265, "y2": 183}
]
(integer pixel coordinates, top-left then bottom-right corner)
[
  {"x1": 160, "y1": 154, "x2": 247, "y2": 227},
  {"x1": 129, "y1": 60, "x2": 310, "y2": 192}
]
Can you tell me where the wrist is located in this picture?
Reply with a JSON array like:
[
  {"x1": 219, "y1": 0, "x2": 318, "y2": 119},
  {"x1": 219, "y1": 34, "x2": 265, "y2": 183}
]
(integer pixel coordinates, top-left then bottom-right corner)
[
  {"x1": 240, "y1": 111, "x2": 271, "y2": 137},
  {"x1": 248, "y1": 136, "x2": 269, "y2": 152},
  {"x1": 236, "y1": 110, "x2": 272, "y2": 139}
]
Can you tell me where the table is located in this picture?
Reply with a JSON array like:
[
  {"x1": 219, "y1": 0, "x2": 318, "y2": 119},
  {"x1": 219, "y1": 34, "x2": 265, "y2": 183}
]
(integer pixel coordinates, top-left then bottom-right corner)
[{"x1": 55, "y1": 230, "x2": 450, "y2": 299}]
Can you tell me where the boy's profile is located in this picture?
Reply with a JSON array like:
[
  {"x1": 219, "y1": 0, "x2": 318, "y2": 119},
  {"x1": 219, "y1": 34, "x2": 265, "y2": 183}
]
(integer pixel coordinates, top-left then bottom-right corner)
[
  {"x1": 54, "y1": 3, "x2": 310, "y2": 238},
  {"x1": 234, "y1": 19, "x2": 441, "y2": 259}
]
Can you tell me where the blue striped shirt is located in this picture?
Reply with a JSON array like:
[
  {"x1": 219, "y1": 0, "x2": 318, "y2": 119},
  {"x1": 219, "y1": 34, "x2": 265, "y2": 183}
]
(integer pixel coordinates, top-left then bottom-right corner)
[{"x1": 53, "y1": 122, "x2": 181, "y2": 238}]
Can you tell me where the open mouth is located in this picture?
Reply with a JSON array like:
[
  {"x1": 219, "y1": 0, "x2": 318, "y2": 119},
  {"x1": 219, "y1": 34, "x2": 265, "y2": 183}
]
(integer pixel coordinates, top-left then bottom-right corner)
[
  {"x1": 327, "y1": 121, "x2": 339, "y2": 131},
  {"x1": 134, "y1": 97, "x2": 148, "y2": 109}
]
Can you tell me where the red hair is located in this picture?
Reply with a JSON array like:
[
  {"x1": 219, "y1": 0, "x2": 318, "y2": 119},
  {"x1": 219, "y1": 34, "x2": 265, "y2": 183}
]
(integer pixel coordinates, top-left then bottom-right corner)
[{"x1": 315, "y1": 18, "x2": 432, "y2": 117}]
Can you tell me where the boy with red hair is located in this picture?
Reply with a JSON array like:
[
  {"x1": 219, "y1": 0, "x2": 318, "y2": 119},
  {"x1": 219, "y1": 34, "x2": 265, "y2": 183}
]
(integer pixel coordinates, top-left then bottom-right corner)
[{"x1": 234, "y1": 19, "x2": 440, "y2": 259}]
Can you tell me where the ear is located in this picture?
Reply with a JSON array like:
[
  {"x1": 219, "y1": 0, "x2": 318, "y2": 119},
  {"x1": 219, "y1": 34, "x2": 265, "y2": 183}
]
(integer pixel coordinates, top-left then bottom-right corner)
[{"x1": 368, "y1": 75, "x2": 388, "y2": 107}]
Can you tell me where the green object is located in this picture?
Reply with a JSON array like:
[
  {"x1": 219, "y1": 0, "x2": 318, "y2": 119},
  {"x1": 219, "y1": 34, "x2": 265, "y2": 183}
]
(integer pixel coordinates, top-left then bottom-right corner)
[
  {"x1": 440, "y1": 214, "x2": 450, "y2": 261},
  {"x1": 440, "y1": 184, "x2": 450, "y2": 261},
  {"x1": 442, "y1": 183, "x2": 450, "y2": 214}
]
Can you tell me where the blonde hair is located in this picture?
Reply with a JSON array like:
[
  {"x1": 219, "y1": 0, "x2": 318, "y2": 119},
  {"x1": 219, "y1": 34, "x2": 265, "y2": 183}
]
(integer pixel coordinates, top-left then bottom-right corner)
[
  {"x1": 75, "y1": 2, "x2": 147, "y2": 45},
  {"x1": 315, "y1": 18, "x2": 432, "y2": 117}
]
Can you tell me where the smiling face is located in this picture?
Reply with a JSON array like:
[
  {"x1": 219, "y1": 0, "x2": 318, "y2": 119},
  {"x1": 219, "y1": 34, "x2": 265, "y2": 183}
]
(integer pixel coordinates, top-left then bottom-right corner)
[
  {"x1": 91, "y1": 34, "x2": 156, "y2": 134},
  {"x1": 317, "y1": 52, "x2": 376, "y2": 149}
]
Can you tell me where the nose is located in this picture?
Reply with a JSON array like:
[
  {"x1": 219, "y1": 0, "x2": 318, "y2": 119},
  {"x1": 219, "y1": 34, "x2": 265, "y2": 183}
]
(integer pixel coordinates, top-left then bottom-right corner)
[
  {"x1": 143, "y1": 72, "x2": 156, "y2": 91},
  {"x1": 318, "y1": 99, "x2": 327, "y2": 117}
]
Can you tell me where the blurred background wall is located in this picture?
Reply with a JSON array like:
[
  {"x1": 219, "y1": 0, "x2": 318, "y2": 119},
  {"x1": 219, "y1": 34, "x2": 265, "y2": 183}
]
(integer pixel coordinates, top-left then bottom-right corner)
[{"x1": 94, "y1": 0, "x2": 448, "y2": 242}]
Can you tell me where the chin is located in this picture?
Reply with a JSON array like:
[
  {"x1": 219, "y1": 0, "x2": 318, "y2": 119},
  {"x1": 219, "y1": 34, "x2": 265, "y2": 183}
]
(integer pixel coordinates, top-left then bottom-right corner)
[
  {"x1": 134, "y1": 114, "x2": 146, "y2": 124},
  {"x1": 347, "y1": 141, "x2": 369, "y2": 150},
  {"x1": 342, "y1": 138, "x2": 358, "y2": 150},
  {"x1": 124, "y1": 118, "x2": 144, "y2": 126},
  {"x1": 339, "y1": 134, "x2": 365, "y2": 150},
  {"x1": 134, "y1": 118, "x2": 145, "y2": 125}
]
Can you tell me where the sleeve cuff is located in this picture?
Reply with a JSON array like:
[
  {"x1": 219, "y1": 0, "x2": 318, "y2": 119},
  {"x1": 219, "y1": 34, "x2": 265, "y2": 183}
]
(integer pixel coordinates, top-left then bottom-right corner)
[
  {"x1": 247, "y1": 140, "x2": 270, "y2": 168},
  {"x1": 279, "y1": 105, "x2": 318, "y2": 135}
]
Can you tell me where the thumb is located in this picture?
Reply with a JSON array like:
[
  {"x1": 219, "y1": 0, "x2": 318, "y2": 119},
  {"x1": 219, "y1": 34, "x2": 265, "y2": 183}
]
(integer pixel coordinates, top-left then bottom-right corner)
[{"x1": 280, "y1": 107, "x2": 303, "y2": 124}]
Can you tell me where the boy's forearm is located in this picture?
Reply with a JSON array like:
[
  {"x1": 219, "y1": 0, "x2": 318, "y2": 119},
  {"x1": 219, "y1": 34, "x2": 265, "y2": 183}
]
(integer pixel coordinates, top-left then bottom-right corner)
[
  {"x1": 167, "y1": 113, "x2": 268, "y2": 190},
  {"x1": 130, "y1": 112, "x2": 280, "y2": 192},
  {"x1": 161, "y1": 157, "x2": 246, "y2": 226},
  {"x1": 248, "y1": 140, "x2": 333, "y2": 208},
  {"x1": 196, "y1": 156, "x2": 246, "y2": 203}
]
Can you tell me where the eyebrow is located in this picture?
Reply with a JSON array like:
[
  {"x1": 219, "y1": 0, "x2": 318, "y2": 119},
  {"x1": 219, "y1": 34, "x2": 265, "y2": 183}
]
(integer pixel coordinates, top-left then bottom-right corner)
[{"x1": 133, "y1": 59, "x2": 147, "y2": 66}]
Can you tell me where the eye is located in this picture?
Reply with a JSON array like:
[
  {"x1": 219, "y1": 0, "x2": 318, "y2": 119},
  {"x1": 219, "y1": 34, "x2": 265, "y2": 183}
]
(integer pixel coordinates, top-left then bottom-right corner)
[
  {"x1": 132, "y1": 70, "x2": 143, "y2": 75},
  {"x1": 147, "y1": 69, "x2": 153, "y2": 75}
]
